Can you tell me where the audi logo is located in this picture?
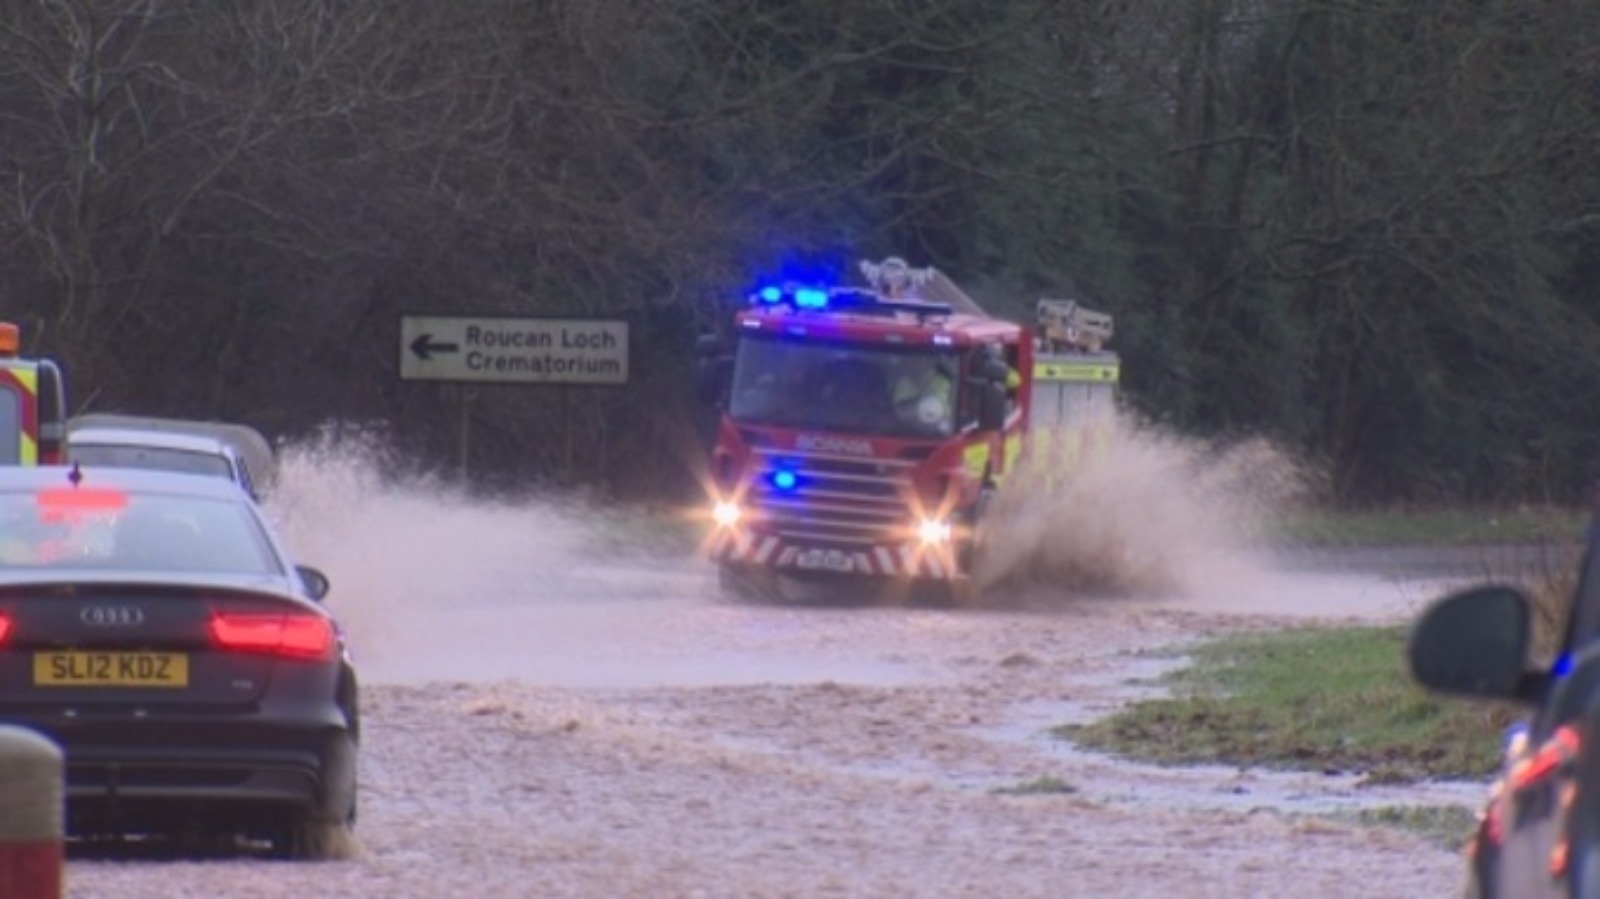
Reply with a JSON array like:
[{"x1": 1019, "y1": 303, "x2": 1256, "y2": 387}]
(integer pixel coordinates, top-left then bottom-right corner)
[{"x1": 80, "y1": 605, "x2": 146, "y2": 627}]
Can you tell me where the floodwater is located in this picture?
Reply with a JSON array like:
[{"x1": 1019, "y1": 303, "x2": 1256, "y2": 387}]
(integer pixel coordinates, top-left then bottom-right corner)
[
  {"x1": 259, "y1": 424, "x2": 1566, "y2": 691},
  {"x1": 69, "y1": 426, "x2": 1482, "y2": 898}
]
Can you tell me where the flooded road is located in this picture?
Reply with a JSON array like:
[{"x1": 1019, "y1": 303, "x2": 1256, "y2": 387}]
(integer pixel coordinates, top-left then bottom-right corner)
[
  {"x1": 63, "y1": 440, "x2": 1512, "y2": 897},
  {"x1": 69, "y1": 558, "x2": 1477, "y2": 898}
]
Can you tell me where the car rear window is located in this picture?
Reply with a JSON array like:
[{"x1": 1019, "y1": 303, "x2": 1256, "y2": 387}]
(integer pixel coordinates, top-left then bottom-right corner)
[
  {"x1": 0, "y1": 489, "x2": 280, "y2": 576},
  {"x1": 68, "y1": 443, "x2": 234, "y2": 480}
]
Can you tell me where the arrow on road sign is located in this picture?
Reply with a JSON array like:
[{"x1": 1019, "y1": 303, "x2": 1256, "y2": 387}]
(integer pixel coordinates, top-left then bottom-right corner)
[{"x1": 409, "y1": 334, "x2": 460, "y2": 361}]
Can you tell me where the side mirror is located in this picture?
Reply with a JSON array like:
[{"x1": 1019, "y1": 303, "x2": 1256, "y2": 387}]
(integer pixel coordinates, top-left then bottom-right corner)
[
  {"x1": 296, "y1": 565, "x2": 331, "y2": 602},
  {"x1": 976, "y1": 381, "x2": 1007, "y2": 431},
  {"x1": 1407, "y1": 584, "x2": 1536, "y2": 702}
]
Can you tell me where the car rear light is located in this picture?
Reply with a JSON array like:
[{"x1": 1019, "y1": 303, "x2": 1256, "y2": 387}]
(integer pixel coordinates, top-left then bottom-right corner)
[
  {"x1": 0, "y1": 612, "x2": 11, "y2": 646},
  {"x1": 1509, "y1": 723, "x2": 1581, "y2": 790},
  {"x1": 209, "y1": 612, "x2": 334, "y2": 661},
  {"x1": 1495, "y1": 723, "x2": 1584, "y2": 874},
  {"x1": 1552, "y1": 781, "x2": 1578, "y2": 877}
]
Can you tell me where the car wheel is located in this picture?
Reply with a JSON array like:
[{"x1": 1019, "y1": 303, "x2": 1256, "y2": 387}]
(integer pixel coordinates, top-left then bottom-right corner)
[
  {"x1": 282, "y1": 815, "x2": 355, "y2": 861},
  {"x1": 280, "y1": 763, "x2": 359, "y2": 861}
]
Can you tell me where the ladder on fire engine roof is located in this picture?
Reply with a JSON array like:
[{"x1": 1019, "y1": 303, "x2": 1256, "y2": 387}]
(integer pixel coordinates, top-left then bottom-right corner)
[
  {"x1": 859, "y1": 258, "x2": 990, "y2": 317},
  {"x1": 916, "y1": 269, "x2": 989, "y2": 316},
  {"x1": 1036, "y1": 299, "x2": 1114, "y2": 353}
]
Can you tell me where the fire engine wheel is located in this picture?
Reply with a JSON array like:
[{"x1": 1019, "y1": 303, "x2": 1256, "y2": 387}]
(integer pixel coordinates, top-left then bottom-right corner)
[{"x1": 717, "y1": 563, "x2": 782, "y2": 603}]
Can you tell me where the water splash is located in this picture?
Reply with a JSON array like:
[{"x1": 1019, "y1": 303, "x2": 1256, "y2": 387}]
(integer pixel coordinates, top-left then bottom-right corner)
[
  {"x1": 260, "y1": 424, "x2": 605, "y2": 671},
  {"x1": 976, "y1": 415, "x2": 1308, "y2": 600}
]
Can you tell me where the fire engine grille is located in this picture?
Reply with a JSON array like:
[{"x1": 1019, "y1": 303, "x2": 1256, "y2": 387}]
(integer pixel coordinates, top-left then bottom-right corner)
[{"x1": 748, "y1": 449, "x2": 915, "y2": 545}]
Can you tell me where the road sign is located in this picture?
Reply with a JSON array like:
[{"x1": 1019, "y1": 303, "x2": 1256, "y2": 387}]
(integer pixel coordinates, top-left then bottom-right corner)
[{"x1": 399, "y1": 316, "x2": 629, "y2": 385}]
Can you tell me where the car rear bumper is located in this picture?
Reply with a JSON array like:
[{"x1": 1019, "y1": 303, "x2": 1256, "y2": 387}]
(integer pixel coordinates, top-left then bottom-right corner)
[
  {"x1": 66, "y1": 744, "x2": 326, "y2": 804},
  {"x1": 0, "y1": 716, "x2": 356, "y2": 833}
]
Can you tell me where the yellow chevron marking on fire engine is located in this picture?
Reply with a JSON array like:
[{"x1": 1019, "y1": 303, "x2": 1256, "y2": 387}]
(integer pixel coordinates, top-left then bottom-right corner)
[
  {"x1": 1034, "y1": 361, "x2": 1119, "y2": 383},
  {"x1": 18, "y1": 367, "x2": 36, "y2": 464},
  {"x1": 963, "y1": 443, "x2": 989, "y2": 480}
]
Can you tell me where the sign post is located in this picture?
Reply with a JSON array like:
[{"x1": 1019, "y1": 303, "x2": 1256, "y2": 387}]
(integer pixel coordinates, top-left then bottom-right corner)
[
  {"x1": 400, "y1": 316, "x2": 630, "y2": 477},
  {"x1": 400, "y1": 316, "x2": 629, "y2": 385}
]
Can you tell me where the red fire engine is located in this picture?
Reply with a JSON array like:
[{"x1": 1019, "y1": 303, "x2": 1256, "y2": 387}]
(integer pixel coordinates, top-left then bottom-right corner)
[
  {"x1": 0, "y1": 323, "x2": 67, "y2": 466},
  {"x1": 698, "y1": 258, "x2": 1117, "y2": 599}
]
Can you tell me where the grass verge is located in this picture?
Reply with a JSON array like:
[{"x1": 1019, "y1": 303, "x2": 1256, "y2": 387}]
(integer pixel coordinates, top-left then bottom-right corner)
[
  {"x1": 1272, "y1": 503, "x2": 1584, "y2": 547},
  {"x1": 1055, "y1": 627, "x2": 1514, "y2": 783},
  {"x1": 990, "y1": 776, "x2": 1077, "y2": 796},
  {"x1": 1339, "y1": 805, "x2": 1480, "y2": 850}
]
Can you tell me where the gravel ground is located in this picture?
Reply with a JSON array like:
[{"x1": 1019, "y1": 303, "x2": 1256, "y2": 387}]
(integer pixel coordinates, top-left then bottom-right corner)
[{"x1": 65, "y1": 565, "x2": 1476, "y2": 899}]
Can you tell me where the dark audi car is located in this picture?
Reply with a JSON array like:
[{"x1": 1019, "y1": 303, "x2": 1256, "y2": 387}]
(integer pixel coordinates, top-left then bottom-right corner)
[
  {"x1": 0, "y1": 465, "x2": 358, "y2": 858},
  {"x1": 1409, "y1": 513, "x2": 1600, "y2": 898}
]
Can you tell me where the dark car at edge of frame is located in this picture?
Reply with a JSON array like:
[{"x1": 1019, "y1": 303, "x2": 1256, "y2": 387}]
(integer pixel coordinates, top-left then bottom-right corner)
[
  {"x1": 0, "y1": 464, "x2": 358, "y2": 859},
  {"x1": 1409, "y1": 506, "x2": 1600, "y2": 899}
]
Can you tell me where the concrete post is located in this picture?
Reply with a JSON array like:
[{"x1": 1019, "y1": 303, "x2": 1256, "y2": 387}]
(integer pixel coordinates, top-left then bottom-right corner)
[{"x1": 0, "y1": 725, "x2": 63, "y2": 899}]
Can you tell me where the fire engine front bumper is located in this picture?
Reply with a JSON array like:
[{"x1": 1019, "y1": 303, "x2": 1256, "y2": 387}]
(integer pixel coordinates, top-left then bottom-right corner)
[{"x1": 709, "y1": 531, "x2": 963, "y2": 579}]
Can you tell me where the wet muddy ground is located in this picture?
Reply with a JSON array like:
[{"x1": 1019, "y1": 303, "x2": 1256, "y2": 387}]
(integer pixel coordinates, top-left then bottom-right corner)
[{"x1": 66, "y1": 546, "x2": 1488, "y2": 898}]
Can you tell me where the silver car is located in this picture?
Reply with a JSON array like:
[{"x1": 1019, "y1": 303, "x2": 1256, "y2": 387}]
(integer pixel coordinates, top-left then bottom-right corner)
[{"x1": 65, "y1": 415, "x2": 276, "y2": 501}]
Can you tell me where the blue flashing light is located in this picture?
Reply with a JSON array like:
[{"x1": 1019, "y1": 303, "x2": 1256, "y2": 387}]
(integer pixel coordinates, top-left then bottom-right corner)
[
  {"x1": 793, "y1": 288, "x2": 829, "y2": 309},
  {"x1": 771, "y1": 469, "x2": 799, "y2": 492},
  {"x1": 758, "y1": 285, "x2": 783, "y2": 303},
  {"x1": 1554, "y1": 652, "x2": 1574, "y2": 678}
]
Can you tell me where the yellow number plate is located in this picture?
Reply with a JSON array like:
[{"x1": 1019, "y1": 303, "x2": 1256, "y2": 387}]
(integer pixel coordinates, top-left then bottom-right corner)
[{"x1": 33, "y1": 652, "x2": 189, "y2": 688}]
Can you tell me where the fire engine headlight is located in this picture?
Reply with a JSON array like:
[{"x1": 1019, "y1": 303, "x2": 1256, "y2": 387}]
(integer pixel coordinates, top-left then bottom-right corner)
[
  {"x1": 712, "y1": 500, "x2": 742, "y2": 528},
  {"x1": 917, "y1": 517, "x2": 952, "y2": 545}
]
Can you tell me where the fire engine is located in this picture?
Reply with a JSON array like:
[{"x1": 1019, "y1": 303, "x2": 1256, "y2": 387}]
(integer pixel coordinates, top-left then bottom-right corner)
[
  {"x1": 0, "y1": 322, "x2": 67, "y2": 466},
  {"x1": 698, "y1": 257, "x2": 1118, "y2": 599}
]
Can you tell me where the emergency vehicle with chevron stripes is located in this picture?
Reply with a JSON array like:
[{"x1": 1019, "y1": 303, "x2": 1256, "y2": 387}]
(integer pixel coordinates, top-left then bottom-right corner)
[
  {"x1": 0, "y1": 322, "x2": 67, "y2": 467},
  {"x1": 698, "y1": 258, "x2": 1118, "y2": 599}
]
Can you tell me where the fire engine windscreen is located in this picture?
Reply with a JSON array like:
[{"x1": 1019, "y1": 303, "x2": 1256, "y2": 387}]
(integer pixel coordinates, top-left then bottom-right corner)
[{"x1": 729, "y1": 337, "x2": 960, "y2": 439}]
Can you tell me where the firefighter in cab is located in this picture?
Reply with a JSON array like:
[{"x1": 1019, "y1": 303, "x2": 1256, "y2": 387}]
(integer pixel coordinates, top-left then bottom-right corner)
[{"x1": 890, "y1": 356, "x2": 956, "y2": 436}]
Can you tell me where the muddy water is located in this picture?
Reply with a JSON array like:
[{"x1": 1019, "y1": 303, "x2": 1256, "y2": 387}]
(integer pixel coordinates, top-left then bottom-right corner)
[
  {"x1": 263, "y1": 423, "x2": 1495, "y2": 690},
  {"x1": 256, "y1": 425, "x2": 1523, "y2": 704},
  {"x1": 66, "y1": 430, "x2": 1483, "y2": 897}
]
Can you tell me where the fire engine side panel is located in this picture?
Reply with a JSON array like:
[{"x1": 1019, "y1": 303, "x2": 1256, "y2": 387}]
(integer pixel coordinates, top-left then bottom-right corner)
[
  {"x1": 1023, "y1": 350, "x2": 1120, "y2": 482},
  {"x1": 0, "y1": 363, "x2": 41, "y2": 465}
]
